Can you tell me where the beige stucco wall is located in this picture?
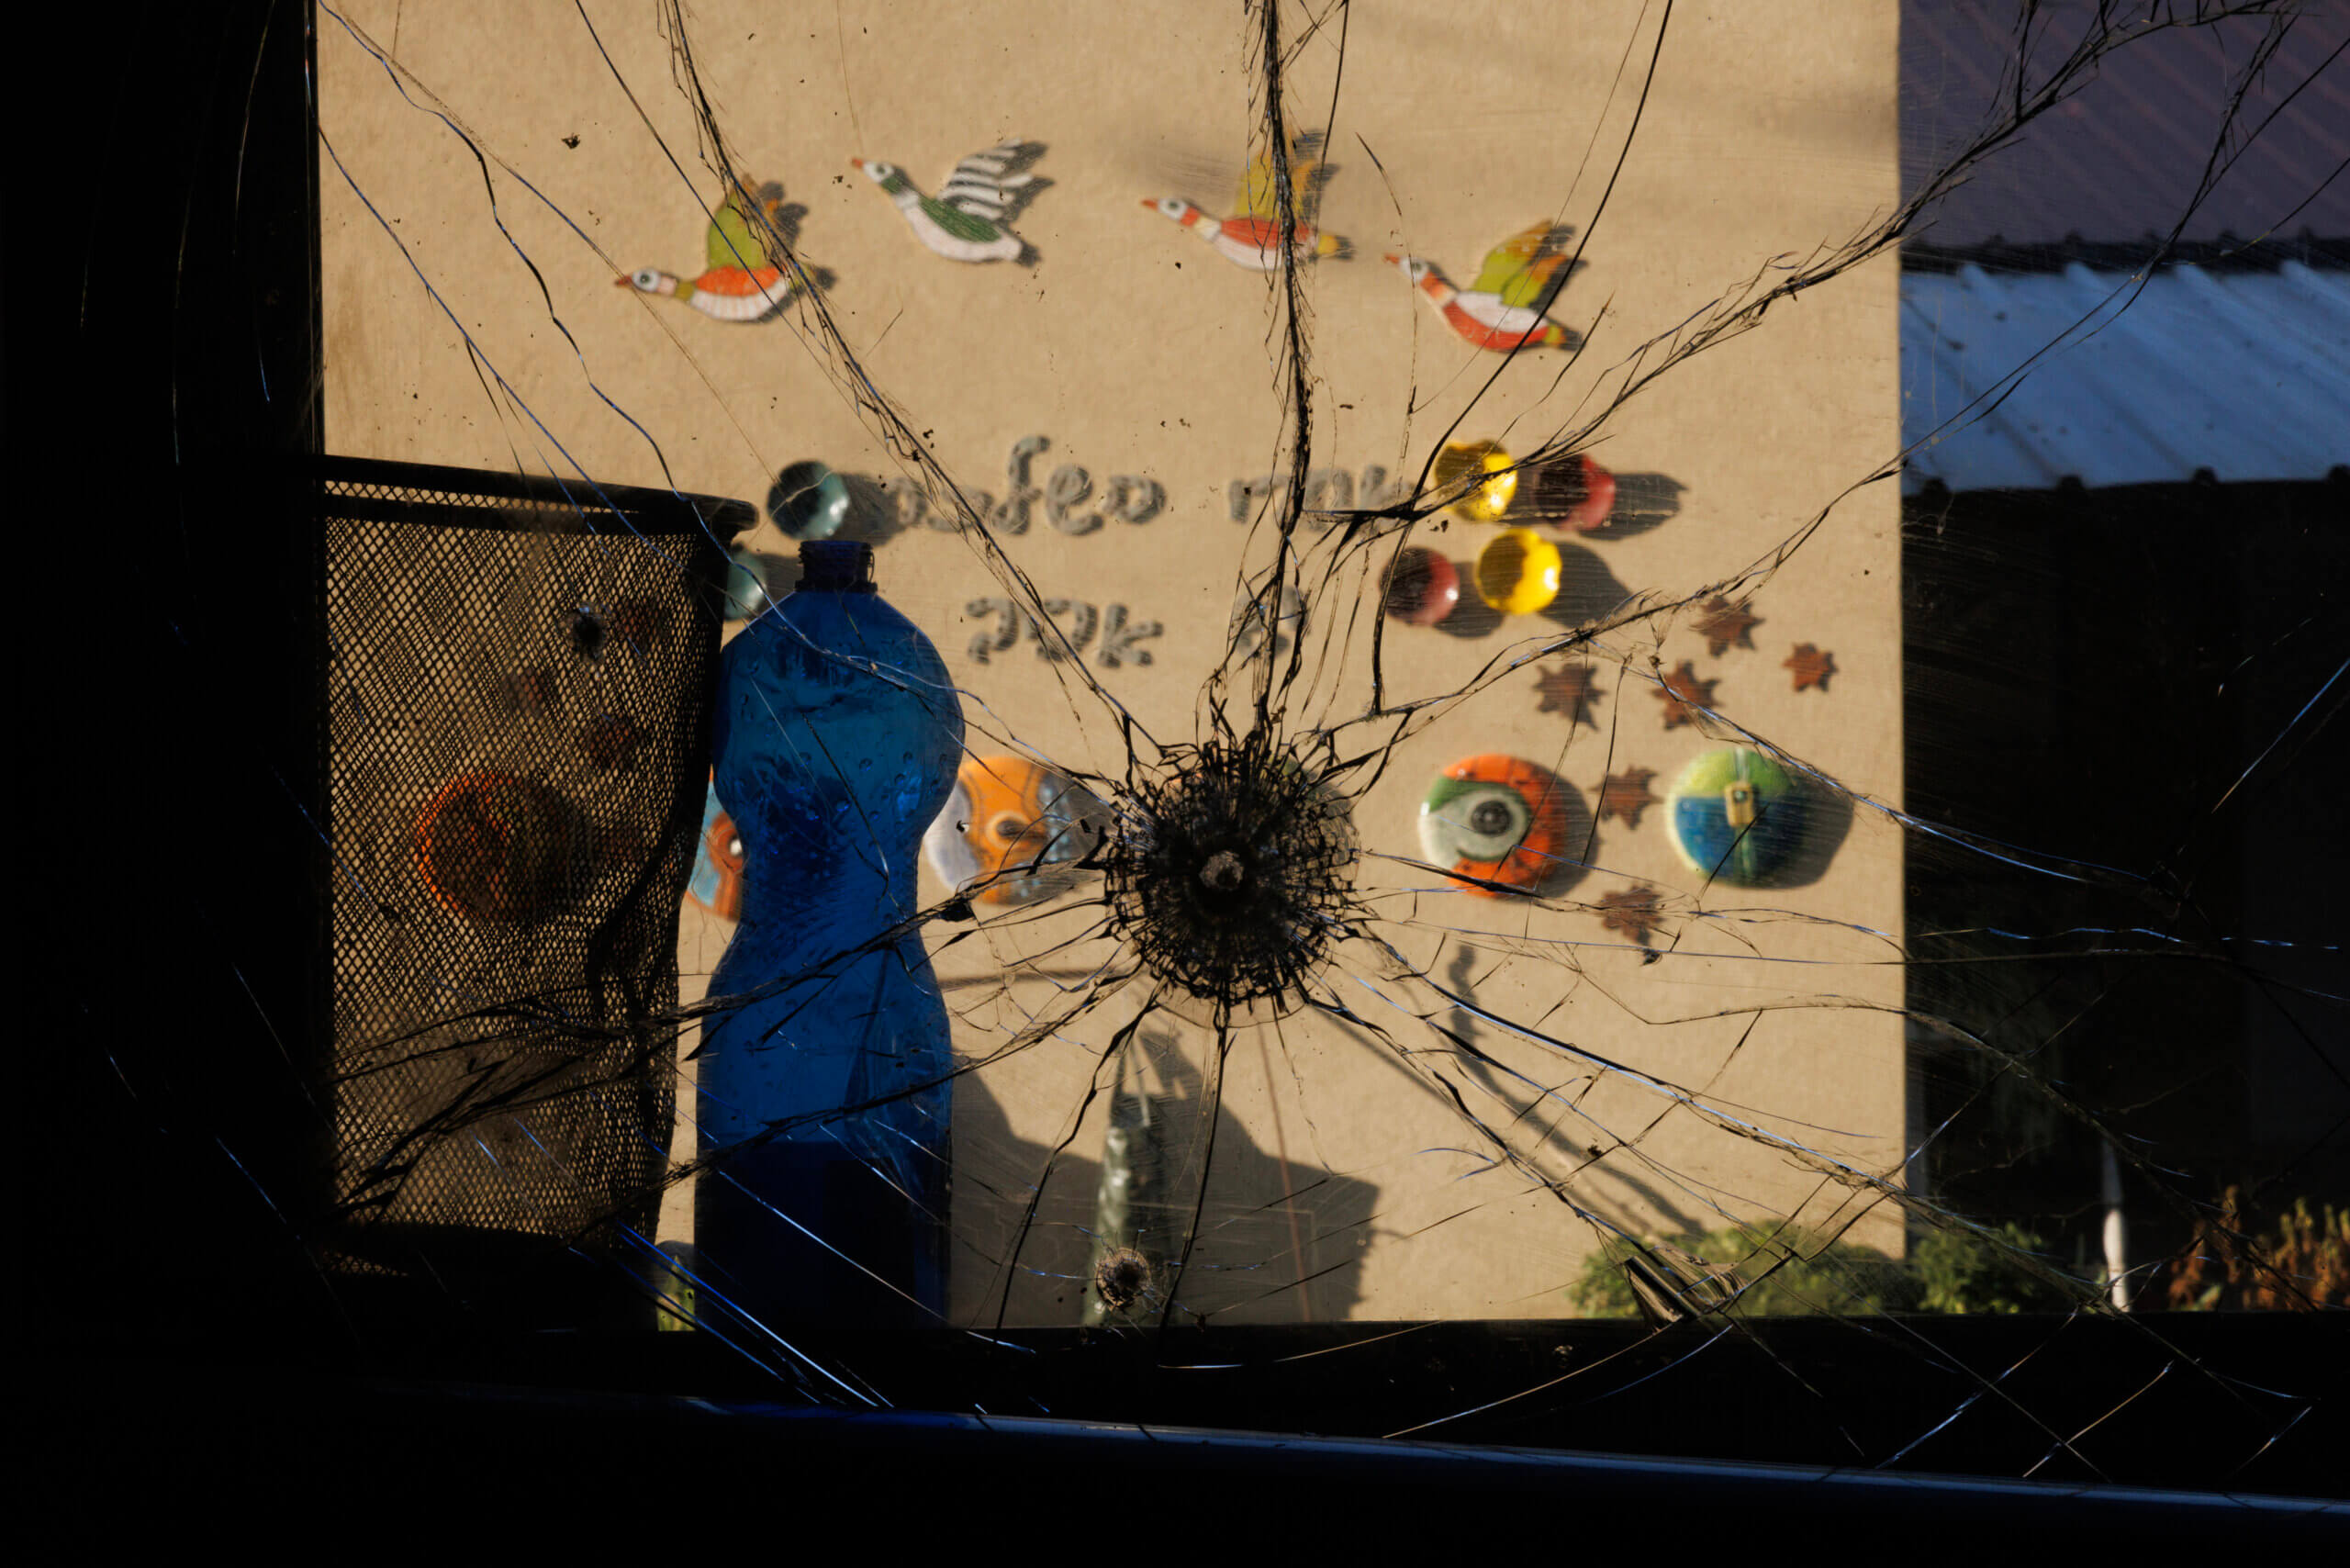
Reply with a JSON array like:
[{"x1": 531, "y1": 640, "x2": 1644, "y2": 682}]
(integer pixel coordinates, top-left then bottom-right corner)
[{"x1": 321, "y1": 1, "x2": 1906, "y2": 1325}]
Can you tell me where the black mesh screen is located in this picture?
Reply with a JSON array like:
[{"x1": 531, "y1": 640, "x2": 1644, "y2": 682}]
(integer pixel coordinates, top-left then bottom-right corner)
[{"x1": 312, "y1": 456, "x2": 747, "y2": 1322}]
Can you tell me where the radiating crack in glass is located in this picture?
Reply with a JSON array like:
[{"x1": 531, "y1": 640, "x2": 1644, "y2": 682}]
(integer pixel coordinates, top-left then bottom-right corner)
[{"x1": 297, "y1": 0, "x2": 2345, "y2": 1481}]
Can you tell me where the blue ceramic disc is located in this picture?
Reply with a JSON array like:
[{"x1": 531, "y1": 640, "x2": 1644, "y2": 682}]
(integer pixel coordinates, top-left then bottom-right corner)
[{"x1": 1665, "y1": 747, "x2": 1807, "y2": 886}]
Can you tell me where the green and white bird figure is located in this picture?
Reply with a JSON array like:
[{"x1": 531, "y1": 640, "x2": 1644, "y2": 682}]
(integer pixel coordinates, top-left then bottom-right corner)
[
  {"x1": 852, "y1": 140, "x2": 1049, "y2": 265},
  {"x1": 1384, "y1": 222, "x2": 1582, "y2": 353},
  {"x1": 618, "y1": 177, "x2": 820, "y2": 322}
]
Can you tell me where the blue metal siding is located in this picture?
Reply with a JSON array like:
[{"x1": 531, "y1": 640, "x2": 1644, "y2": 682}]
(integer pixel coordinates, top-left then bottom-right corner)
[{"x1": 1901, "y1": 263, "x2": 2350, "y2": 491}]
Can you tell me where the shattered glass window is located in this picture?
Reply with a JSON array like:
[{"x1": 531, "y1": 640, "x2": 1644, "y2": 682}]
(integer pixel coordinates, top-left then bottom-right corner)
[{"x1": 98, "y1": 0, "x2": 2347, "y2": 1492}]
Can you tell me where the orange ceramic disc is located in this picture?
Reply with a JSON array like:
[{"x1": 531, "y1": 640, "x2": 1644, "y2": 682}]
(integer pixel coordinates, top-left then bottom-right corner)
[
  {"x1": 413, "y1": 770, "x2": 584, "y2": 923},
  {"x1": 697, "y1": 804, "x2": 745, "y2": 921},
  {"x1": 923, "y1": 755, "x2": 1102, "y2": 905}
]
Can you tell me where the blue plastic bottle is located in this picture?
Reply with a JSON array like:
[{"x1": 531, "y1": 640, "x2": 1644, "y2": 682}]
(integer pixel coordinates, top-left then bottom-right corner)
[{"x1": 695, "y1": 538, "x2": 964, "y2": 1329}]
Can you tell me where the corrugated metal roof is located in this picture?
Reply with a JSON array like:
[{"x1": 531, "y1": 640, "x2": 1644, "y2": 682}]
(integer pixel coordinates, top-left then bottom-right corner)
[
  {"x1": 1900, "y1": 262, "x2": 2350, "y2": 491},
  {"x1": 1902, "y1": 1, "x2": 2350, "y2": 252}
]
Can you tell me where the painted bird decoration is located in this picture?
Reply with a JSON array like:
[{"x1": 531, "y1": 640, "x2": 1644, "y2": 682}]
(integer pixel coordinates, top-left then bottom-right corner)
[
  {"x1": 1386, "y1": 222, "x2": 1583, "y2": 353},
  {"x1": 852, "y1": 140, "x2": 1049, "y2": 264},
  {"x1": 1145, "y1": 129, "x2": 1349, "y2": 272},
  {"x1": 618, "y1": 176, "x2": 827, "y2": 323}
]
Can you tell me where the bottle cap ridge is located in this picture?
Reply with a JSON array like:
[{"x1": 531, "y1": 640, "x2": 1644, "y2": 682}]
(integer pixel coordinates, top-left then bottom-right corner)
[{"x1": 799, "y1": 539, "x2": 878, "y2": 592}]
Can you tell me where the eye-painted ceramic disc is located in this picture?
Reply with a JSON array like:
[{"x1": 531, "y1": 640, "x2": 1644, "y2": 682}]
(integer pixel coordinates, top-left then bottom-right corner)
[
  {"x1": 923, "y1": 756, "x2": 1104, "y2": 905},
  {"x1": 1419, "y1": 755, "x2": 1578, "y2": 896},
  {"x1": 1473, "y1": 527, "x2": 1562, "y2": 616},
  {"x1": 1665, "y1": 746, "x2": 1807, "y2": 886},
  {"x1": 686, "y1": 777, "x2": 745, "y2": 921}
]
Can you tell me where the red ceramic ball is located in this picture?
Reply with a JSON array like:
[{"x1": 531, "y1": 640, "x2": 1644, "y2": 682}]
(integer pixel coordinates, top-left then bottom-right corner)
[{"x1": 1384, "y1": 546, "x2": 1460, "y2": 626}]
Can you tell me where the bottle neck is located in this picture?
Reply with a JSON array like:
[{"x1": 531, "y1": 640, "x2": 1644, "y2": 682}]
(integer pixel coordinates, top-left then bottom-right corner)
[{"x1": 799, "y1": 539, "x2": 877, "y2": 593}]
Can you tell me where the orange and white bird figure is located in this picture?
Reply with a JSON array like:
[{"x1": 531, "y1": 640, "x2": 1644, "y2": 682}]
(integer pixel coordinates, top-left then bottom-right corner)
[
  {"x1": 619, "y1": 176, "x2": 822, "y2": 322},
  {"x1": 1385, "y1": 223, "x2": 1582, "y2": 353},
  {"x1": 1144, "y1": 130, "x2": 1348, "y2": 272}
]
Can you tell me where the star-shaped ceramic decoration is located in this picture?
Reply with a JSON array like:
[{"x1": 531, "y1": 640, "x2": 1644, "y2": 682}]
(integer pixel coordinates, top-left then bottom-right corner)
[
  {"x1": 1653, "y1": 661, "x2": 1718, "y2": 729},
  {"x1": 1597, "y1": 767, "x2": 1658, "y2": 827},
  {"x1": 1694, "y1": 596, "x2": 1761, "y2": 656},
  {"x1": 1595, "y1": 887, "x2": 1668, "y2": 948},
  {"x1": 1535, "y1": 663, "x2": 1604, "y2": 727},
  {"x1": 1785, "y1": 643, "x2": 1837, "y2": 692}
]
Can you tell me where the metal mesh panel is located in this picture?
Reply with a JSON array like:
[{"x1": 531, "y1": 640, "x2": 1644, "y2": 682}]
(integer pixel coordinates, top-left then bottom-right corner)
[{"x1": 314, "y1": 457, "x2": 745, "y2": 1307}]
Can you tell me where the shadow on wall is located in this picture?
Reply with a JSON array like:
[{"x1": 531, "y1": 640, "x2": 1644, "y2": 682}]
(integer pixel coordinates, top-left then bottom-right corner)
[
  {"x1": 1587, "y1": 472, "x2": 1684, "y2": 539},
  {"x1": 1435, "y1": 941, "x2": 1713, "y2": 1247},
  {"x1": 950, "y1": 1033, "x2": 1379, "y2": 1328},
  {"x1": 1759, "y1": 765, "x2": 1856, "y2": 890}
]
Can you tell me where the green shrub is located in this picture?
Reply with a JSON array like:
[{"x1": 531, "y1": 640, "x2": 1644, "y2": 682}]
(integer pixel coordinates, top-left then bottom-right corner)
[
  {"x1": 1570, "y1": 1219, "x2": 2077, "y2": 1318},
  {"x1": 1910, "y1": 1222, "x2": 2076, "y2": 1314}
]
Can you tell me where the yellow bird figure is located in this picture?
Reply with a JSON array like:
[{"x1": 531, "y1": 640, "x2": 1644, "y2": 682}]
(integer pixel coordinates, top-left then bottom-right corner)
[
  {"x1": 1145, "y1": 129, "x2": 1349, "y2": 272},
  {"x1": 1386, "y1": 222, "x2": 1582, "y2": 353},
  {"x1": 619, "y1": 175, "x2": 827, "y2": 322}
]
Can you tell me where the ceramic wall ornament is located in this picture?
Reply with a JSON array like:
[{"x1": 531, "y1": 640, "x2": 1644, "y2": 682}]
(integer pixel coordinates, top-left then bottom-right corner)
[
  {"x1": 1665, "y1": 747, "x2": 1808, "y2": 887},
  {"x1": 1785, "y1": 644, "x2": 1838, "y2": 692},
  {"x1": 964, "y1": 597, "x2": 1162, "y2": 668},
  {"x1": 1384, "y1": 546, "x2": 1460, "y2": 626},
  {"x1": 1432, "y1": 440, "x2": 1520, "y2": 523},
  {"x1": 578, "y1": 712, "x2": 643, "y2": 772},
  {"x1": 1595, "y1": 886, "x2": 1669, "y2": 949},
  {"x1": 1228, "y1": 579, "x2": 1309, "y2": 661},
  {"x1": 853, "y1": 140, "x2": 1049, "y2": 265},
  {"x1": 413, "y1": 771, "x2": 595, "y2": 924},
  {"x1": 1042, "y1": 463, "x2": 1148, "y2": 536},
  {"x1": 502, "y1": 667, "x2": 557, "y2": 715},
  {"x1": 923, "y1": 756, "x2": 1104, "y2": 906},
  {"x1": 1385, "y1": 222, "x2": 1580, "y2": 353},
  {"x1": 1094, "y1": 605, "x2": 1160, "y2": 668},
  {"x1": 1597, "y1": 767, "x2": 1659, "y2": 828},
  {"x1": 1145, "y1": 129, "x2": 1348, "y2": 271},
  {"x1": 1519, "y1": 454, "x2": 1618, "y2": 534},
  {"x1": 985, "y1": 435, "x2": 1167, "y2": 537},
  {"x1": 1694, "y1": 596, "x2": 1762, "y2": 656},
  {"x1": 1652, "y1": 660, "x2": 1718, "y2": 730},
  {"x1": 1419, "y1": 755, "x2": 1580, "y2": 898},
  {"x1": 767, "y1": 460, "x2": 852, "y2": 541},
  {"x1": 598, "y1": 599, "x2": 669, "y2": 660},
  {"x1": 1474, "y1": 528, "x2": 1562, "y2": 616},
  {"x1": 868, "y1": 436, "x2": 1164, "y2": 537},
  {"x1": 1533, "y1": 663, "x2": 1603, "y2": 727},
  {"x1": 1227, "y1": 465, "x2": 1410, "y2": 525},
  {"x1": 686, "y1": 779, "x2": 744, "y2": 922},
  {"x1": 986, "y1": 435, "x2": 1052, "y2": 534},
  {"x1": 618, "y1": 175, "x2": 824, "y2": 322},
  {"x1": 720, "y1": 546, "x2": 772, "y2": 622}
]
